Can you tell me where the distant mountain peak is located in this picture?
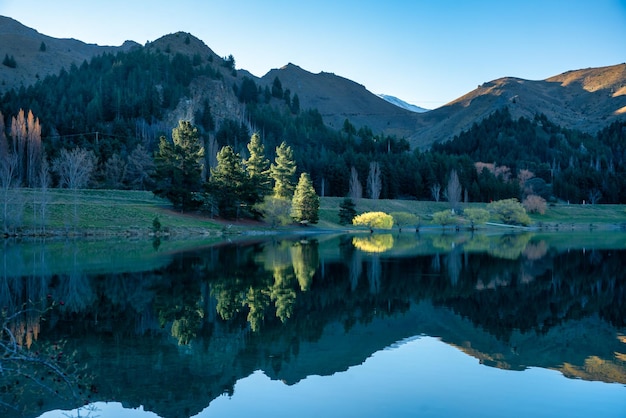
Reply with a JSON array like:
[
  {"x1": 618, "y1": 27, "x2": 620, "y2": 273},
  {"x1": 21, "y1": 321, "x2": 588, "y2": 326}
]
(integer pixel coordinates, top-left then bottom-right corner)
[{"x1": 377, "y1": 94, "x2": 429, "y2": 113}]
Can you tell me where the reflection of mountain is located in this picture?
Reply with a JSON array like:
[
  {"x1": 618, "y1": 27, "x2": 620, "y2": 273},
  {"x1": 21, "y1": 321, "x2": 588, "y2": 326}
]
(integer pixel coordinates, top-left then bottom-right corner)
[{"x1": 2, "y1": 233, "x2": 625, "y2": 417}]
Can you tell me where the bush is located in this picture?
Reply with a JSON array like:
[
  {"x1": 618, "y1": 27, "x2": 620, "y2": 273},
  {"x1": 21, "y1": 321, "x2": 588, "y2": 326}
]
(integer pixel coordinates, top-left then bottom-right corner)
[
  {"x1": 390, "y1": 211, "x2": 419, "y2": 231},
  {"x1": 432, "y1": 210, "x2": 457, "y2": 228},
  {"x1": 463, "y1": 208, "x2": 490, "y2": 229},
  {"x1": 488, "y1": 198, "x2": 531, "y2": 226},
  {"x1": 523, "y1": 194, "x2": 547, "y2": 214},
  {"x1": 352, "y1": 211, "x2": 393, "y2": 230}
]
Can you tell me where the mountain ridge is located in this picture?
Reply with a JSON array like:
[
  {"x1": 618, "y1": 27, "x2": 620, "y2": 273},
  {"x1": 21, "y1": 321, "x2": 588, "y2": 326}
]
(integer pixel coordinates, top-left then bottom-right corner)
[{"x1": 1, "y1": 16, "x2": 625, "y2": 149}]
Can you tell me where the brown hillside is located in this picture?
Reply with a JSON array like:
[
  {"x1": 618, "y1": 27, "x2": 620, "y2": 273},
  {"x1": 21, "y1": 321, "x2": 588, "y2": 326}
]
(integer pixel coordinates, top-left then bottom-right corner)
[
  {"x1": 258, "y1": 63, "x2": 417, "y2": 138},
  {"x1": 409, "y1": 63, "x2": 626, "y2": 148},
  {"x1": 0, "y1": 16, "x2": 138, "y2": 93}
]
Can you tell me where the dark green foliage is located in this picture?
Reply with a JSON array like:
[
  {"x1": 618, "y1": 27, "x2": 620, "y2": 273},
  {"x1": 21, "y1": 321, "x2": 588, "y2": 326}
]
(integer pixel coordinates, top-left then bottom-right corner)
[
  {"x1": 208, "y1": 145, "x2": 249, "y2": 219},
  {"x1": 153, "y1": 121, "x2": 205, "y2": 211},
  {"x1": 2, "y1": 54, "x2": 16, "y2": 68},
  {"x1": 434, "y1": 108, "x2": 626, "y2": 203},
  {"x1": 195, "y1": 100, "x2": 215, "y2": 133},
  {"x1": 0, "y1": 47, "x2": 221, "y2": 163},
  {"x1": 271, "y1": 76, "x2": 283, "y2": 98},
  {"x1": 291, "y1": 173, "x2": 319, "y2": 224},
  {"x1": 39, "y1": 41, "x2": 47, "y2": 52},
  {"x1": 291, "y1": 93, "x2": 300, "y2": 114},
  {"x1": 238, "y1": 76, "x2": 258, "y2": 103},
  {"x1": 338, "y1": 198, "x2": 357, "y2": 225},
  {"x1": 215, "y1": 119, "x2": 249, "y2": 151},
  {"x1": 223, "y1": 54, "x2": 235, "y2": 70}
]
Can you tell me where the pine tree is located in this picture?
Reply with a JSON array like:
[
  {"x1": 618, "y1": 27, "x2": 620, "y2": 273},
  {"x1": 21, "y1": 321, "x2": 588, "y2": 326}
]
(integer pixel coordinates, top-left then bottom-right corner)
[
  {"x1": 270, "y1": 141, "x2": 297, "y2": 199},
  {"x1": 291, "y1": 172, "x2": 319, "y2": 224},
  {"x1": 244, "y1": 132, "x2": 271, "y2": 203},
  {"x1": 338, "y1": 197, "x2": 357, "y2": 225},
  {"x1": 154, "y1": 120, "x2": 205, "y2": 211},
  {"x1": 209, "y1": 146, "x2": 248, "y2": 219}
]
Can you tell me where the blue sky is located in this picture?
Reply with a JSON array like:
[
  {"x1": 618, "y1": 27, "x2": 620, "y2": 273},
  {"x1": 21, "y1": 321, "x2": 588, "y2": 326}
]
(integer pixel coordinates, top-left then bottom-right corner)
[{"x1": 2, "y1": 0, "x2": 625, "y2": 109}]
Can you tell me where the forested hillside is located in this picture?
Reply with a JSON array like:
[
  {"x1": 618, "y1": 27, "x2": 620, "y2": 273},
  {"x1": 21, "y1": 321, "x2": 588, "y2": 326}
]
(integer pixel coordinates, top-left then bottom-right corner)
[{"x1": 1, "y1": 27, "x2": 626, "y2": 231}]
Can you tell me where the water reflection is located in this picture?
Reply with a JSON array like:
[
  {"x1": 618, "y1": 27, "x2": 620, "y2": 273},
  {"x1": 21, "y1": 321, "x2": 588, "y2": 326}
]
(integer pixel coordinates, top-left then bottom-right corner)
[{"x1": 0, "y1": 232, "x2": 624, "y2": 417}]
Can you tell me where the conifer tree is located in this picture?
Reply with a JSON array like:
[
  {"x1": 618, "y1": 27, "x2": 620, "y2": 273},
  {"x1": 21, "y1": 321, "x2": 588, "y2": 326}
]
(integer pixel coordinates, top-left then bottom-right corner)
[
  {"x1": 244, "y1": 132, "x2": 271, "y2": 203},
  {"x1": 208, "y1": 145, "x2": 248, "y2": 219},
  {"x1": 291, "y1": 172, "x2": 319, "y2": 224},
  {"x1": 338, "y1": 197, "x2": 357, "y2": 225},
  {"x1": 270, "y1": 141, "x2": 297, "y2": 199},
  {"x1": 154, "y1": 120, "x2": 204, "y2": 211}
]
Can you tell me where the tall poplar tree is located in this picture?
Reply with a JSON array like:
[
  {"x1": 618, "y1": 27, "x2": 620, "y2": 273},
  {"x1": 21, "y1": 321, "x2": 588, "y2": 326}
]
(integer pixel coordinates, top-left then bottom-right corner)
[
  {"x1": 270, "y1": 141, "x2": 297, "y2": 199},
  {"x1": 291, "y1": 172, "x2": 319, "y2": 224},
  {"x1": 154, "y1": 120, "x2": 205, "y2": 211}
]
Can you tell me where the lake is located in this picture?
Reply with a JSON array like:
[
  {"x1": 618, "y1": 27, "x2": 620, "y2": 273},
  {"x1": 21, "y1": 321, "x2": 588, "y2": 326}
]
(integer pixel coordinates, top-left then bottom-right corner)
[{"x1": 1, "y1": 231, "x2": 625, "y2": 417}]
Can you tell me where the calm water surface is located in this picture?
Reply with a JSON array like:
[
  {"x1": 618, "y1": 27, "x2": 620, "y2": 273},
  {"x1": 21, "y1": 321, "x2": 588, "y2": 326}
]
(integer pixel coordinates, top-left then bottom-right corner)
[{"x1": 1, "y1": 232, "x2": 624, "y2": 417}]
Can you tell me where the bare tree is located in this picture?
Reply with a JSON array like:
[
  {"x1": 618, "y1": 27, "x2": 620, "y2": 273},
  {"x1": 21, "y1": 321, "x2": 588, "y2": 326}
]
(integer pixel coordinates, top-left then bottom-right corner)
[
  {"x1": 9, "y1": 109, "x2": 27, "y2": 185},
  {"x1": 52, "y1": 148, "x2": 96, "y2": 190},
  {"x1": 25, "y1": 110, "x2": 42, "y2": 188},
  {"x1": 430, "y1": 183, "x2": 441, "y2": 202},
  {"x1": 444, "y1": 169, "x2": 462, "y2": 212},
  {"x1": 348, "y1": 166, "x2": 362, "y2": 199},
  {"x1": 588, "y1": 188, "x2": 602, "y2": 205},
  {"x1": 103, "y1": 153, "x2": 127, "y2": 189},
  {"x1": 126, "y1": 144, "x2": 155, "y2": 190},
  {"x1": 52, "y1": 148, "x2": 96, "y2": 227},
  {"x1": 367, "y1": 161, "x2": 381, "y2": 199}
]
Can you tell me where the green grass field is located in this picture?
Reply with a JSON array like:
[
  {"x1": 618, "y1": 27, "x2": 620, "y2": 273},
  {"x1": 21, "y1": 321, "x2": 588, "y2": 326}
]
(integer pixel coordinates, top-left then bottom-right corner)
[{"x1": 3, "y1": 189, "x2": 626, "y2": 236}]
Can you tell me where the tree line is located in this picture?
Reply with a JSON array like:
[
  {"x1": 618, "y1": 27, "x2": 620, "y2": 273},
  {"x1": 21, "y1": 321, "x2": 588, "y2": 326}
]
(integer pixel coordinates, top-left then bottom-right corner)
[
  {"x1": 1, "y1": 43, "x2": 625, "y2": 217},
  {"x1": 153, "y1": 120, "x2": 319, "y2": 223}
]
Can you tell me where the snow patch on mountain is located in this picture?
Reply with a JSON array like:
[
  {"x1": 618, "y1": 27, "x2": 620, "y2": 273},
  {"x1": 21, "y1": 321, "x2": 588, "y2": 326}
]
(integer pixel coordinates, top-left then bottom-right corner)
[{"x1": 378, "y1": 94, "x2": 429, "y2": 113}]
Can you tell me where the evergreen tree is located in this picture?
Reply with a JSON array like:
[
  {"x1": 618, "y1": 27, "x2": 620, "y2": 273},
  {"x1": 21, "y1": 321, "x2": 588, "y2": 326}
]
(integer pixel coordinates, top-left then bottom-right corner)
[
  {"x1": 291, "y1": 172, "x2": 319, "y2": 224},
  {"x1": 338, "y1": 197, "x2": 357, "y2": 225},
  {"x1": 154, "y1": 120, "x2": 205, "y2": 211},
  {"x1": 271, "y1": 76, "x2": 283, "y2": 98},
  {"x1": 208, "y1": 145, "x2": 248, "y2": 219},
  {"x1": 244, "y1": 132, "x2": 271, "y2": 203},
  {"x1": 270, "y1": 141, "x2": 297, "y2": 199}
]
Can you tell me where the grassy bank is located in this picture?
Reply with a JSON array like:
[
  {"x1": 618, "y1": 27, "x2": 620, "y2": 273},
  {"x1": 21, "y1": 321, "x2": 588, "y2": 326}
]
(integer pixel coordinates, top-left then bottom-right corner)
[
  {"x1": 4, "y1": 189, "x2": 221, "y2": 237},
  {"x1": 3, "y1": 190, "x2": 626, "y2": 236}
]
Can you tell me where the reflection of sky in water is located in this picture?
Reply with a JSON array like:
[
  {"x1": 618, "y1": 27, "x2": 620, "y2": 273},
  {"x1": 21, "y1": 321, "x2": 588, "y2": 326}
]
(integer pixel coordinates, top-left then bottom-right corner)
[{"x1": 40, "y1": 336, "x2": 626, "y2": 418}]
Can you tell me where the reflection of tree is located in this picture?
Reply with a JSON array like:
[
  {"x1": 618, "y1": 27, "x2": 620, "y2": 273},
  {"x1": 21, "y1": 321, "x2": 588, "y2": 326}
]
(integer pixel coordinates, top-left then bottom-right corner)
[
  {"x1": 523, "y1": 240, "x2": 548, "y2": 260},
  {"x1": 349, "y1": 251, "x2": 362, "y2": 291},
  {"x1": 352, "y1": 234, "x2": 394, "y2": 253},
  {"x1": 245, "y1": 286, "x2": 271, "y2": 332},
  {"x1": 270, "y1": 268, "x2": 296, "y2": 323},
  {"x1": 58, "y1": 244, "x2": 95, "y2": 313},
  {"x1": 0, "y1": 303, "x2": 87, "y2": 414},
  {"x1": 214, "y1": 278, "x2": 245, "y2": 321},
  {"x1": 446, "y1": 248, "x2": 462, "y2": 286},
  {"x1": 290, "y1": 241, "x2": 318, "y2": 291},
  {"x1": 367, "y1": 256, "x2": 381, "y2": 294},
  {"x1": 488, "y1": 234, "x2": 532, "y2": 260}
]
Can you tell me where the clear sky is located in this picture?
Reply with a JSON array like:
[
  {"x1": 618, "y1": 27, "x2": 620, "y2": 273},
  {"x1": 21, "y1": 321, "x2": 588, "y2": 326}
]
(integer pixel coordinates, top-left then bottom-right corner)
[{"x1": 2, "y1": 0, "x2": 625, "y2": 109}]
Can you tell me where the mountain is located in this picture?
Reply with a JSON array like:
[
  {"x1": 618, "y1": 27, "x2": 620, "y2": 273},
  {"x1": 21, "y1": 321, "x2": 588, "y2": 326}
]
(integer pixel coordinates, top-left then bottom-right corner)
[
  {"x1": 0, "y1": 16, "x2": 138, "y2": 92},
  {"x1": 255, "y1": 63, "x2": 418, "y2": 138},
  {"x1": 377, "y1": 94, "x2": 429, "y2": 113},
  {"x1": 1, "y1": 16, "x2": 625, "y2": 151}
]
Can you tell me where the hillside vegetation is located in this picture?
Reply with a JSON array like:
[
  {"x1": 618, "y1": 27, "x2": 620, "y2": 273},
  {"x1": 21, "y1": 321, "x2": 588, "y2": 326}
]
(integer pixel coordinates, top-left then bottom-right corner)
[{"x1": 0, "y1": 17, "x2": 625, "y2": 229}]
